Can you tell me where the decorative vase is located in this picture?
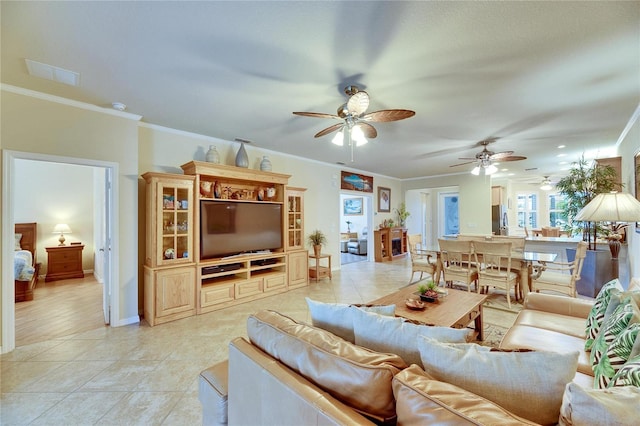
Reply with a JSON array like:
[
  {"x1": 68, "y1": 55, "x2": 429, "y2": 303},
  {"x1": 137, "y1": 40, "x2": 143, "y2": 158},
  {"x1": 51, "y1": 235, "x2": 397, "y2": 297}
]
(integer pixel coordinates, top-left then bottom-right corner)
[
  {"x1": 313, "y1": 245, "x2": 322, "y2": 257},
  {"x1": 235, "y1": 142, "x2": 249, "y2": 168},
  {"x1": 260, "y1": 155, "x2": 272, "y2": 171},
  {"x1": 205, "y1": 145, "x2": 220, "y2": 163}
]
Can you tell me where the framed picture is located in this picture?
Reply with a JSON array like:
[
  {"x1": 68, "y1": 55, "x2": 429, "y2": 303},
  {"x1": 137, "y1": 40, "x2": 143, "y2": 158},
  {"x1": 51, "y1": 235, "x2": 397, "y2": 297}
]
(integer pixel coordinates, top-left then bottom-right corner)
[
  {"x1": 340, "y1": 171, "x2": 373, "y2": 193},
  {"x1": 378, "y1": 187, "x2": 391, "y2": 212},
  {"x1": 343, "y1": 197, "x2": 363, "y2": 215}
]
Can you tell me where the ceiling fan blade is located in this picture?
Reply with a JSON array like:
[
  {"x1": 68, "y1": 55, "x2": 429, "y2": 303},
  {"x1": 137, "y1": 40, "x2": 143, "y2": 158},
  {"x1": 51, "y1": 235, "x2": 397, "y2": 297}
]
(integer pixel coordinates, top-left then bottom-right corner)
[
  {"x1": 489, "y1": 151, "x2": 514, "y2": 160},
  {"x1": 314, "y1": 123, "x2": 344, "y2": 138},
  {"x1": 361, "y1": 109, "x2": 416, "y2": 122},
  {"x1": 293, "y1": 111, "x2": 341, "y2": 120},
  {"x1": 498, "y1": 155, "x2": 527, "y2": 162},
  {"x1": 358, "y1": 122, "x2": 377, "y2": 139},
  {"x1": 450, "y1": 160, "x2": 476, "y2": 167},
  {"x1": 456, "y1": 157, "x2": 477, "y2": 161},
  {"x1": 347, "y1": 91, "x2": 370, "y2": 115}
]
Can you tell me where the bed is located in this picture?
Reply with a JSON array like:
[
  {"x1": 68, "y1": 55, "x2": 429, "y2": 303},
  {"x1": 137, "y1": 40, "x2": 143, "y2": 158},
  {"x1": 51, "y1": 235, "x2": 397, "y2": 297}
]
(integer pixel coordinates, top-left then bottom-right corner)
[{"x1": 15, "y1": 222, "x2": 41, "y2": 302}]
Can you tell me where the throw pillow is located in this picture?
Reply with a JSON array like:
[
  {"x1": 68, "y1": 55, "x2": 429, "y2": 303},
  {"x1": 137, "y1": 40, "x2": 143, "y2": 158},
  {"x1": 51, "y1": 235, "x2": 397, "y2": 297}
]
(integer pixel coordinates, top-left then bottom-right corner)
[
  {"x1": 593, "y1": 322, "x2": 640, "y2": 389},
  {"x1": 15, "y1": 234, "x2": 22, "y2": 250},
  {"x1": 608, "y1": 353, "x2": 640, "y2": 388},
  {"x1": 247, "y1": 310, "x2": 407, "y2": 422},
  {"x1": 559, "y1": 381, "x2": 640, "y2": 426},
  {"x1": 584, "y1": 278, "x2": 623, "y2": 351},
  {"x1": 590, "y1": 298, "x2": 640, "y2": 368},
  {"x1": 392, "y1": 364, "x2": 539, "y2": 426},
  {"x1": 417, "y1": 337, "x2": 579, "y2": 425},
  {"x1": 305, "y1": 297, "x2": 395, "y2": 342},
  {"x1": 352, "y1": 308, "x2": 471, "y2": 367}
]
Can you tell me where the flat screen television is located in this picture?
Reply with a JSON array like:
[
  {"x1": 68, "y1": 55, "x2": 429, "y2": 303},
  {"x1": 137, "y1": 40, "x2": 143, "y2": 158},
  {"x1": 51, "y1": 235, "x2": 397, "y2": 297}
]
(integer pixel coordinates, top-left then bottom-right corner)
[{"x1": 200, "y1": 200, "x2": 283, "y2": 259}]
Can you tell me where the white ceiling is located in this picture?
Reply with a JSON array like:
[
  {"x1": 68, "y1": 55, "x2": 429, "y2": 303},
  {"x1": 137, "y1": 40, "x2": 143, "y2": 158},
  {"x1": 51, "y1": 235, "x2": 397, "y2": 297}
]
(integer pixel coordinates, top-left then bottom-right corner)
[{"x1": 2, "y1": 1, "x2": 639, "y2": 180}]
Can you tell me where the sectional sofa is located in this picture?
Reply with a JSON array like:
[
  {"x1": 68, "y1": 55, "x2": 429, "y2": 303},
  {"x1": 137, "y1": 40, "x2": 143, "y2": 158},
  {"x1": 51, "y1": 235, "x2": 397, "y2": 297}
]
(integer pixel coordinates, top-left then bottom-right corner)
[{"x1": 199, "y1": 286, "x2": 639, "y2": 425}]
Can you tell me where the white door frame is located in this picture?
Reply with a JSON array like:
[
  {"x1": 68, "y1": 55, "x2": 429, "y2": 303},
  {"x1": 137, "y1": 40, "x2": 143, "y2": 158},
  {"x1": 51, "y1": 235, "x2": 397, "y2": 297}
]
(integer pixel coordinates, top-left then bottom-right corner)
[{"x1": 1, "y1": 150, "x2": 118, "y2": 353}]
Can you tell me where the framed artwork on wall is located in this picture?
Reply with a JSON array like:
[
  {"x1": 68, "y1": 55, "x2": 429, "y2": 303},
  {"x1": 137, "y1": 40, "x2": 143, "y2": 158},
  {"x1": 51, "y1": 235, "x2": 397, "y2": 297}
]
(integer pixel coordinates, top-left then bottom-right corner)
[
  {"x1": 378, "y1": 187, "x2": 391, "y2": 212},
  {"x1": 344, "y1": 197, "x2": 363, "y2": 215},
  {"x1": 340, "y1": 171, "x2": 373, "y2": 193}
]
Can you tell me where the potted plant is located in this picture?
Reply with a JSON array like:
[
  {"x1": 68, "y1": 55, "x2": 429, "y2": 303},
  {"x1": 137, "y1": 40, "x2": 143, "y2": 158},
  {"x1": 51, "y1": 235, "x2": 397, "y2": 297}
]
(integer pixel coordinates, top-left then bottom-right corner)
[
  {"x1": 555, "y1": 155, "x2": 618, "y2": 296},
  {"x1": 417, "y1": 281, "x2": 439, "y2": 302},
  {"x1": 307, "y1": 229, "x2": 327, "y2": 257},
  {"x1": 395, "y1": 202, "x2": 411, "y2": 228}
]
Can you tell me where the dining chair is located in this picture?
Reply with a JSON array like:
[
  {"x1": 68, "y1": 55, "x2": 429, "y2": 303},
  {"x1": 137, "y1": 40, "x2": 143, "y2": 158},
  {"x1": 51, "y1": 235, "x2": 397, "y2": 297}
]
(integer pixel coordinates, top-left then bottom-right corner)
[
  {"x1": 407, "y1": 234, "x2": 439, "y2": 284},
  {"x1": 473, "y1": 240, "x2": 520, "y2": 309},
  {"x1": 541, "y1": 227, "x2": 560, "y2": 237},
  {"x1": 530, "y1": 241, "x2": 587, "y2": 298},
  {"x1": 438, "y1": 239, "x2": 478, "y2": 292}
]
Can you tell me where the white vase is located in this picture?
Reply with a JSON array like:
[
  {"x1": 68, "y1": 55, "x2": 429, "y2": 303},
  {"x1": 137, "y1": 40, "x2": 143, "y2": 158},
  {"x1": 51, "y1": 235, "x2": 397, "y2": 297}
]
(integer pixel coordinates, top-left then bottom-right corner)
[
  {"x1": 235, "y1": 142, "x2": 249, "y2": 168},
  {"x1": 205, "y1": 145, "x2": 220, "y2": 163},
  {"x1": 260, "y1": 155, "x2": 272, "y2": 171}
]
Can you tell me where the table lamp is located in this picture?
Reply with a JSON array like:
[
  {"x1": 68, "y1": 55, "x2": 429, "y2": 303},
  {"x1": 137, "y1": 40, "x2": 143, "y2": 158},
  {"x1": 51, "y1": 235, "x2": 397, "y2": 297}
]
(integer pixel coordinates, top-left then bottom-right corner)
[
  {"x1": 53, "y1": 223, "x2": 72, "y2": 246},
  {"x1": 574, "y1": 191, "x2": 640, "y2": 278}
]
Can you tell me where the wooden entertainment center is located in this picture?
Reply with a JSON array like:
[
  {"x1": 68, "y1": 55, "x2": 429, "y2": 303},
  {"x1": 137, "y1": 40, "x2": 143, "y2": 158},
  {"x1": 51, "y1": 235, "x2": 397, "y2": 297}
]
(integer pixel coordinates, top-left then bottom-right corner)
[{"x1": 142, "y1": 162, "x2": 308, "y2": 326}]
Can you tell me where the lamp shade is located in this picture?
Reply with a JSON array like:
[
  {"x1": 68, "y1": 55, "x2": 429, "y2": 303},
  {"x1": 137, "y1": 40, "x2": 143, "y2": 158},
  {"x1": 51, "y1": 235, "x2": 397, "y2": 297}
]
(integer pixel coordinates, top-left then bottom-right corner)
[
  {"x1": 53, "y1": 223, "x2": 72, "y2": 234},
  {"x1": 574, "y1": 192, "x2": 640, "y2": 222}
]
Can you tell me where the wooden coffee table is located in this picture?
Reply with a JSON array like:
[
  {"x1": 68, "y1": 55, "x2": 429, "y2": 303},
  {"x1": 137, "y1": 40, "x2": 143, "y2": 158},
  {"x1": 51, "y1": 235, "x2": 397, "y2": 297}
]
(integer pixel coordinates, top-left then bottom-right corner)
[{"x1": 368, "y1": 286, "x2": 488, "y2": 340}]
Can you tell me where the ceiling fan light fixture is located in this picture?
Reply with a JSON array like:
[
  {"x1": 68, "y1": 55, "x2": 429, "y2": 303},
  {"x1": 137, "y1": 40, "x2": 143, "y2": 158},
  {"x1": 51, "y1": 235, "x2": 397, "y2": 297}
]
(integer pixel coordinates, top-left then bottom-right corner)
[
  {"x1": 471, "y1": 166, "x2": 481, "y2": 175},
  {"x1": 540, "y1": 177, "x2": 553, "y2": 191},
  {"x1": 331, "y1": 131, "x2": 344, "y2": 146},
  {"x1": 485, "y1": 164, "x2": 498, "y2": 175},
  {"x1": 351, "y1": 125, "x2": 368, "y2": 146}
]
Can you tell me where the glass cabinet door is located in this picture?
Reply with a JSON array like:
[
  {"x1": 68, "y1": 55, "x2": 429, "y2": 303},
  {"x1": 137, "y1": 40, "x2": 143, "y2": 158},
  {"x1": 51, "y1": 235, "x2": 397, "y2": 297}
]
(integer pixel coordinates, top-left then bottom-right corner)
[
  {"x1": 158, "y1": 180, "x2": 193, "y2": 266},
  {"x1": 286, "y1": 188, "x2": 305, "y2": 251}
]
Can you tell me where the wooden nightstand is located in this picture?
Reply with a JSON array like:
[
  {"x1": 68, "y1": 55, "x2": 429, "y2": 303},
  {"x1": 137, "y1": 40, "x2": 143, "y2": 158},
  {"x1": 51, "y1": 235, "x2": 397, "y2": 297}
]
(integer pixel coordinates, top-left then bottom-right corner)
[{"x1": 45, "y1": 244, "x2": 85, "y2": 282}]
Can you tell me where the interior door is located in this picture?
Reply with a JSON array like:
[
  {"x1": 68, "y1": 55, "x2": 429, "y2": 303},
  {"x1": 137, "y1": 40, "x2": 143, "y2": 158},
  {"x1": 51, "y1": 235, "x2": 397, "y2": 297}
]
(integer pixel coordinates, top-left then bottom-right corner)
[{"x1": 102, "y1": 168, "x2": 112, "y2": 324}]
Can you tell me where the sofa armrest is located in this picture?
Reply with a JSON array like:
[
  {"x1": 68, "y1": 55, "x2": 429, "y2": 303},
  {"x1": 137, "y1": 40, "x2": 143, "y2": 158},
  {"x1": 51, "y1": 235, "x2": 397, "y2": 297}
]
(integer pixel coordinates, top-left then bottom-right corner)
[
  {"x1": 523, "y1": 293, "x2": 594, "y2": 319},
  {"x1": 228, "y1": 337, "x2": 376, "y2": 425}
]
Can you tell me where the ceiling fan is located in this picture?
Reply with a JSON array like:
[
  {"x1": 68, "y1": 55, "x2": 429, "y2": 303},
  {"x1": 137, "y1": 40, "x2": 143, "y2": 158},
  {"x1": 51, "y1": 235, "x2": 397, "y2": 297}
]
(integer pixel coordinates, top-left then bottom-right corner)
[
  {"x1": 293, "y1": 85, "x2": 415, "y2": 161},
  {"x1": 450, "y1": 139, "x2": 527, "y2": 175}
]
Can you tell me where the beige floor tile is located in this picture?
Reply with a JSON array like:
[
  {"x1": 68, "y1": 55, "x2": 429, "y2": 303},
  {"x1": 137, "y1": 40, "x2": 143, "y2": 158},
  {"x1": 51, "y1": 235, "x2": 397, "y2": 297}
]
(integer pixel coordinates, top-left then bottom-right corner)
[
  {"x1": 134, "y1": 360, "x2": 206, "y2": 392},
  {"x1": 161, "y1": 391, "x2": 203, "y2": 425},
  {"x1": 0, "y1": 392, "x2": 67, "y2": 425},
  {"x1": 29, "y1": 391, "x2": 127, "y2": 425},
  {"x1": 95, "y1": 391, "x2": 183, "y2": 425},
  {"x1": 1, "y1": 361, "x2": 67, "y2": 393},
  {"x1": 80, "y1": 360, "x2": 161, "y2": 392},
  {"x1": 23, "y1": 360, "x2": 113, "y2": 393}
]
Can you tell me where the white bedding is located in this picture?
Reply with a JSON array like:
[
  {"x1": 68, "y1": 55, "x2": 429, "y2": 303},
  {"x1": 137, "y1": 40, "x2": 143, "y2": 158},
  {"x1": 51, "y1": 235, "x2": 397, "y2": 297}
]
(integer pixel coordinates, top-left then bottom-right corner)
[{"x1": 14, "y1": 250, "x2": 35, "y2": 281}]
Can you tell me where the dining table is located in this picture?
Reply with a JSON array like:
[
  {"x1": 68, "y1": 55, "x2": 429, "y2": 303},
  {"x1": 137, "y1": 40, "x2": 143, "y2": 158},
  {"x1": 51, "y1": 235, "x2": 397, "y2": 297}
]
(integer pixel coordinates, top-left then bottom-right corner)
[{"x1": 432, "y1": 250, "x2": 557, "y2": 300}]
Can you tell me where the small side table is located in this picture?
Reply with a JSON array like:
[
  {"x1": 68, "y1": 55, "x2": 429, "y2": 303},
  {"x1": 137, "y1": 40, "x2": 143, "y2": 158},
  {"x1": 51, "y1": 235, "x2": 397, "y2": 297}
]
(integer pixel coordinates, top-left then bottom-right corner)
[{"x1": 309, "y1": 253, "x2": 332, "y2": 282}]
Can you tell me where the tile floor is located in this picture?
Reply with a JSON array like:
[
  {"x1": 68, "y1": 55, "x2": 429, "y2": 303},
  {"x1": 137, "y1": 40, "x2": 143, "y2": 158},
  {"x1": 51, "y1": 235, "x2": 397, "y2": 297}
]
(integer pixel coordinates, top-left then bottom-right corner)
[{"x1": 1, "y1": 258, "x2": 514, "y2": 425}]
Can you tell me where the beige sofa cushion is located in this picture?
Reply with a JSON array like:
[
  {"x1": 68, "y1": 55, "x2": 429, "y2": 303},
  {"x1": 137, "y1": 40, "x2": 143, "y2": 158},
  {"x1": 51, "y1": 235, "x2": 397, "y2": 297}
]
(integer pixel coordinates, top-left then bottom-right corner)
[
  {"x1": 501, "y1": 324, "x2": 592, "y2": 376},
  {"x1": 352, "y1": 308, "x2": 471, "y2": 367},
  {"x1": 559, "y1": 381, "x2": 640, "y2": 426},
  {"x1": 305, "y1": 298, "x2": 395, "y2": 342},
  {"x1": 513, "y1": 309, "x2": 586, "y2": 339},
  {"x1": 393, "y1": 364, "x2": 540, "y2": 425},
  {"x1": 418, "y1": 338, "x2": 579, "y2": 425},
  {"x1": 246, "y1": 310, "x2": 407, "y2": 422}
]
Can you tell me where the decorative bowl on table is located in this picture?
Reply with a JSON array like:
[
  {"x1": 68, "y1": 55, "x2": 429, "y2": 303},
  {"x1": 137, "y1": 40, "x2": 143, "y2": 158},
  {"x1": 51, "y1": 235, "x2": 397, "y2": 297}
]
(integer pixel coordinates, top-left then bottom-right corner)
[{"x1": 405, "y1": 297, "x2": 426, "y2": 310}]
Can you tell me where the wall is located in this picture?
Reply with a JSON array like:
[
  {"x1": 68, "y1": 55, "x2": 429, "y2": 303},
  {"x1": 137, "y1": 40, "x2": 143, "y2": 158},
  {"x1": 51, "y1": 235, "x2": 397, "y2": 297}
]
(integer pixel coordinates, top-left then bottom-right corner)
[
  {"x1": 402, "y1": 174, "x2": 492, "y2": 236},
  {"x1": 618, "y1": 109, "x2": 640, "y2": 281},
  {"x1": 1, "y1": 88, "x2": 140, "y2": 351},
  {"x1": 14, "y1": 159, "x2": 96, "y2": 275}
]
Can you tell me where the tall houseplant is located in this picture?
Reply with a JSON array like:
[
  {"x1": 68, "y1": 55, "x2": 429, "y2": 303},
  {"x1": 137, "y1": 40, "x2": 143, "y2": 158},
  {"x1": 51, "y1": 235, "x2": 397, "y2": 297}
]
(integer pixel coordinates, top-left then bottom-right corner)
[
  {"x1": 395, "y1": 202, "x2": 411, "y2": 228},
  {"x1": 555, "y1": 156, "x2": 618, "y2": 297},
  {"x1": 555, "y1": 156, "x2": 618, "y2": 250}
]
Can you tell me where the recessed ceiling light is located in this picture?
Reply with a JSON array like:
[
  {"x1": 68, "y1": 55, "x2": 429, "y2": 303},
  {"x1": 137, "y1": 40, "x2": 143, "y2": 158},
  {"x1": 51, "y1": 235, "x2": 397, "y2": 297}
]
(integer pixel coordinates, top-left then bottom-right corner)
[
  {"x1": 111, "y1": 102, "x2": 126, "y2": 111},
  {"x1": 557, "y1": 153, "x2": 566, "y2": 157},
  {"x1": 25, "y1": 59, "x2": 80, "y2": 86},
  {"x1": 559, "y1": 161, "x2": 568, "y2": 165},
  {"x1": 557, "y1": 145, "x2": 566, "y2": 149}
]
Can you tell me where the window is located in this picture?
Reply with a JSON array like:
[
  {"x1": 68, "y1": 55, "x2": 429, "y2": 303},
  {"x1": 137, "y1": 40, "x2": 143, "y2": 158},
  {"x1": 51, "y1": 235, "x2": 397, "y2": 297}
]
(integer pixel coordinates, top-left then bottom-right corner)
[
  {"x1": 516, "y1": 193, "x2": 538, "y2": 229},
  {"x1": 548, "y1": 193, "x2": 567, "y2": 227}
]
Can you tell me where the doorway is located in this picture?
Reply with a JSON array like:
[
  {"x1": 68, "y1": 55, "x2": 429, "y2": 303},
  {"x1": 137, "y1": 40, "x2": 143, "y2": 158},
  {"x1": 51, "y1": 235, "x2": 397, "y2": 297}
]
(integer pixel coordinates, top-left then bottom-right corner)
[
  {"x1": 339, "y1": 192, "x2": 373, "y2": 265},
  {"x1": 2, "y1": 150, "x2": 117, "y2": 353}
]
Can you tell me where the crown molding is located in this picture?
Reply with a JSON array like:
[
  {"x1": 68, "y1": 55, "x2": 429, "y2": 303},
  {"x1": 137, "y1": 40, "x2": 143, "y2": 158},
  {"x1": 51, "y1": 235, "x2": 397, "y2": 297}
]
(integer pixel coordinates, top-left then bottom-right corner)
[{"x1": 1, "y1": 84, "x2": 143, "y2": 121}]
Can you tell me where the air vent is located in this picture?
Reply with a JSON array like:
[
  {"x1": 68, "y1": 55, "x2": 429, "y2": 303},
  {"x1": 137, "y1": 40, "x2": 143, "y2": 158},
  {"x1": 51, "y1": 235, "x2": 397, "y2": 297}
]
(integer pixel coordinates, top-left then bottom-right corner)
[{"x1": 25, "y1": 59, "x2": 80, "y2": 86}]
